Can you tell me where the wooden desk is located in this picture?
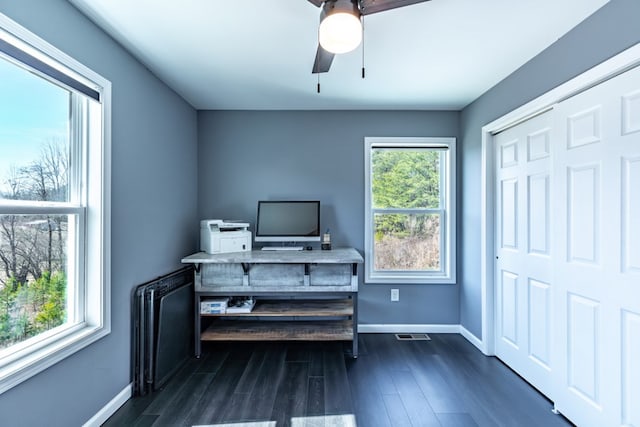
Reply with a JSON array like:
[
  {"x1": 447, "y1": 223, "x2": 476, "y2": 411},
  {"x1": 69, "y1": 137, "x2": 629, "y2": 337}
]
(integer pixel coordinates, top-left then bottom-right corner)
[{"x1": 182, "y1": 248, "x2": 363, "y2": 358}]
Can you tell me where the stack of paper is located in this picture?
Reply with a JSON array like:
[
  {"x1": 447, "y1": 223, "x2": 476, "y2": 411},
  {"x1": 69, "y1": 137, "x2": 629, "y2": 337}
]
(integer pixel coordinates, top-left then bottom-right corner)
[{"x1": 226, "y1": 297, "x2": 256, "y2": 313}]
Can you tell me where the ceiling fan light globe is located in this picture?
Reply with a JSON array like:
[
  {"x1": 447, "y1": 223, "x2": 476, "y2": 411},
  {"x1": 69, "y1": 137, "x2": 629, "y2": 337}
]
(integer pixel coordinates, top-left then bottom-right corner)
[{"x1": 319, "y1": 13, "x2": 362, "y2": 54}]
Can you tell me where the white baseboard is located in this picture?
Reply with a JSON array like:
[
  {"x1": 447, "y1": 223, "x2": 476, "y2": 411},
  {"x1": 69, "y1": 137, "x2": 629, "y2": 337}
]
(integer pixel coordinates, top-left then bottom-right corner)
[
  {"x1": 82, "y1": 383, "x2": 132, "y2": 427},
  {"x1": 358, "y1": 324, "x2": 460, "y2": 334},
  {"x1": 358, "y1": 324, "x2": 487, "y2": 354},
  {"x1": 459, "y1": 325, "x2": 485, "y2": 354}
]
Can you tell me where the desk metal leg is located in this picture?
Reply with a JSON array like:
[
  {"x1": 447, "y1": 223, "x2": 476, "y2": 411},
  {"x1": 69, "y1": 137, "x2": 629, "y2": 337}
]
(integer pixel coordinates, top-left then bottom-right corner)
[
  {"x1": 194, "y1": 295, "x2": 201, "y2": 358},
  {"x1": 352, "y1": 292, "x2": 358, "y2": 358}
]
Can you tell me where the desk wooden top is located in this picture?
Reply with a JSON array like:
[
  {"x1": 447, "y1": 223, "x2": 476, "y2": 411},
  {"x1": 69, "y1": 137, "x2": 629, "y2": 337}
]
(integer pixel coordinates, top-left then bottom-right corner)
[{"x1": 182, "y1": 247, "x2": 363, "y2": 264}]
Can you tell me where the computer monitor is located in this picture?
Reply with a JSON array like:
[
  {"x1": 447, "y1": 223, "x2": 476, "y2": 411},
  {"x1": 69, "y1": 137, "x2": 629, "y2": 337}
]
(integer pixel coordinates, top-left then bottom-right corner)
[{"x1": 255, "y1": 200, "x2": 321, "y2": 243}]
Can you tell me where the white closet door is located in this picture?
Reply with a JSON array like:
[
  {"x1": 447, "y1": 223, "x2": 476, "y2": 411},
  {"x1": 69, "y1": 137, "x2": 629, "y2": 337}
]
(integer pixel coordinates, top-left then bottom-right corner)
[
  {"x1": 495, "y1": 110, "x2": 554, "y2": 398},
  {"x1": 552, "y1": 64, "x2": 640, "y2": 427}
]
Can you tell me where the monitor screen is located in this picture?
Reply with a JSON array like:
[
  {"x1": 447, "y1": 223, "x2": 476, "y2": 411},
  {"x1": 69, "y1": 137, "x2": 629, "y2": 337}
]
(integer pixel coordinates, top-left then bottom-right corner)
[{"x1": 255, "y1": 201, "x2": 320, "y2": 242}]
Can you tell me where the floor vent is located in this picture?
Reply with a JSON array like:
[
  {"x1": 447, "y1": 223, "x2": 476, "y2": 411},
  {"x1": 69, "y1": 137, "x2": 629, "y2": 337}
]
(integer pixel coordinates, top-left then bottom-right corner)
[{"x1": 395, "y1": 333, "x2": 431, "y2": 341}]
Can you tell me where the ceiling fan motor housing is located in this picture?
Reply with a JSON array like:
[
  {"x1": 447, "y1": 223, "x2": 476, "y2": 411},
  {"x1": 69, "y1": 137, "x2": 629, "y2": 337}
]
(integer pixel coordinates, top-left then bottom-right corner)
[
  {"x1": 319, "y1": 0, "x2": 362, "y2": 54},
  {"x1": 320, "y1": 0, "x2": 361, "y2": 20}
]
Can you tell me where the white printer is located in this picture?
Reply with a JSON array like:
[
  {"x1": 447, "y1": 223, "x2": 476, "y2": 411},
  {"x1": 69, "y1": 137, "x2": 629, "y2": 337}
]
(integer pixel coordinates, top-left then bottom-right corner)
[{"x1": 200, "y1": 219, "x2": 251, "y2": 254}]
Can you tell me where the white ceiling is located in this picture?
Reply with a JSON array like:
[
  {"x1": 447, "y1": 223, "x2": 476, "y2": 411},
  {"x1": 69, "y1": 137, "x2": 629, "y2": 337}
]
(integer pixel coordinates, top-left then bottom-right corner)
[{"x1": 68, "y1": 0, "x2": 609, "y2": 110}]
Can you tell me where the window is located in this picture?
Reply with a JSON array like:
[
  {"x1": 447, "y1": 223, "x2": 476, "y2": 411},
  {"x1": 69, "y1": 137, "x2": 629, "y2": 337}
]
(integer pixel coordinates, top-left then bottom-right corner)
[
  {"x1": 0, "y1": 14, "x2": 110, "y2": 393},
  {"x1": 364, "y1": 137, "x2": 455, "y2": 284}
]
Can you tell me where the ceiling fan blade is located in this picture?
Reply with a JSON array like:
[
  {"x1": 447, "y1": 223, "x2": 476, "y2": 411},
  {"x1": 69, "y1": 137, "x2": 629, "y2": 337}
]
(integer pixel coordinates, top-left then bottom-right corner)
[
  {"x1": 312, "y1": 44, "x2": 335, "y2": 74},
  {"x1": 360, "y1": 0, "x2": 430, "y2": 15},
  {"x1": 307, "y1": 0, "x2": 324, "y2": 7}
]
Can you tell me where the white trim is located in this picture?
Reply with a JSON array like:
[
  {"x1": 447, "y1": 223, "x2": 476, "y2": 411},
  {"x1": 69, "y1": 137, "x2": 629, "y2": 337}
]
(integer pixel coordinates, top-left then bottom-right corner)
[
  {"x1": 459, "y1": 325, "x2": 485, "y2": 354},
  {"x1": 480, "y1": 42, "x2": 640, "y2": 359},
  {"x1": 0, "y1": 326, "x2": 108, "y2": 395},
  {"x1": 480, "y1": 126, "x2": 496, "y2": 356},
  {"x1": 358, "y1": 324, "x2": 460, "y2": 334},
  {"x1": 358, "y1": 324, "x2": 487, "y2": 353},
  {"x1": 363, "y1": 137, "x2": 457, "y2": 284},
  {"x1": 82, "y1": 383, "x2": 132, "y2": 427}
]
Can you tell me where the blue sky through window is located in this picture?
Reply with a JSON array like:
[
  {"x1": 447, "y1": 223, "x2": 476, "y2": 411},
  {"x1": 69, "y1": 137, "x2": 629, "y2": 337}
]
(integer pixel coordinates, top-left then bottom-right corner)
[{"x1": 0, "y1": 56, "x2": 69, "y2": 194}]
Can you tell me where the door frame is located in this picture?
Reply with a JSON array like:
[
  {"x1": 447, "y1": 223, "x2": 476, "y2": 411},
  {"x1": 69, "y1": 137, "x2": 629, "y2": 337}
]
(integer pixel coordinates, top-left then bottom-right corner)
[{"x1": 479, "y1": 42, "x2": 640, "y2": 356}]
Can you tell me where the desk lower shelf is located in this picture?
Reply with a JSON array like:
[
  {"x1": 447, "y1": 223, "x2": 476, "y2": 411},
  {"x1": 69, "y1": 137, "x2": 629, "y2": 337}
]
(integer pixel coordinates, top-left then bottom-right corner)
[
  {"x1": 201, "y1": 319, "x2": 353, "y2": 341},
  {"x1": 201, "y1": 299, "x2": 353, "y2": 317}
]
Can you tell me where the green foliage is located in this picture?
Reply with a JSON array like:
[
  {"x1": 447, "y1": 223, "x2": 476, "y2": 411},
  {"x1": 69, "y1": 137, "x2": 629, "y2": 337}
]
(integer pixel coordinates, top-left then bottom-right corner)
[
  {"x1": 0, "y1": 271, "x2": 66, "y2": 349},
  {"x1": 0, "y1": 280, "x2": 16, "y2": 343},
  {"x1": 33, "y1": 271, "x2": 66, "y2": 329},
  {"x1": 372, "y1": 149, "x2": 440, "y2": 209},
  {"x1": 372, "y1": 149, "x2": 441, "y2": 238}
]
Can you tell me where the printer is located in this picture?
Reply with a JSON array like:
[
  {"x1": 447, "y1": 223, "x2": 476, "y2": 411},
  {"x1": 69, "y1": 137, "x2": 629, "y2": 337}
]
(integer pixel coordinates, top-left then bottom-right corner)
[{"x1": 200, "y1": 219, "x2": 251, "y2": 254}]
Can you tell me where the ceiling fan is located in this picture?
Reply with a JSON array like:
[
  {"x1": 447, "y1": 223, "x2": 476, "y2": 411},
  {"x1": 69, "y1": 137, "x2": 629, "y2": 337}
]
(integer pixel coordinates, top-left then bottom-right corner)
[{"x1": 307, "y1": 0, "x2": 431, "y2": 74}]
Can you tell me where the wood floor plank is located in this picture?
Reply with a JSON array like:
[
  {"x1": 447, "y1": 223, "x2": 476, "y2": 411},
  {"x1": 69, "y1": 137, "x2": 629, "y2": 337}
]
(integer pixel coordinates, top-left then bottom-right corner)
[
  {"x1": 131, "y1": 414, "x2": 159, "y2": 427},
  {"x1": 406, "y1": 336, "x2": 436, "y2": 355},
  {"x1": 372, "y1": 333, "x2": 412, "y2": 372},
  {"x1": 323, "y1": 346, "x2": 354, "y2": 416},
  {"x1": 399, "y1": 341, "x2": 465, "y2": 413},
  {"x1": 270, "y1": 361, "x2": 309, "y2": 426},
  {"x1": 346, "y1": 354, "x2": 392, "y2": 427},
  {"x1": 285, "y1": 342, "x2": 311, "y2": 362},
  {"x1": 308, "y1": 343, "x2": 324, "y2": 377},
  {"x1": 437, "y1": 413, "x2": 480, "y2": 427},
  {"x1": 151, "y1": 372, "x2": 215, "y2": 426},
  {"x1": 217, "y1": 348, "x2": 286, "y2": 427},
  {"x1": 430, "y1": 342, "x2": 522, "y2": 426},
  {"x1": 382, "y1": 393, "x2": 412, "y2": 427},
  {"x1": 101, "y1": 390, "x2": 157, "y2": 426},
  {"x1": 306, "y1": 377, "x2": 324, "y2": 417},
  {"x1": 364, "y1": 335, "x2": 399, "y2": 395},
  {"x1": 355, "y1": 334, "x2": 369, "y2": 356},
  {"x1": 217, "y1": 391, "x2": 252, "y2": 424},
  {"x1": 142, "y1": 355, "x2": 206, "y2": 415},
  {"x1": 430, "y1": 335, "x2": 568, "y2": 427},
  {"x1": 436, "y1": 354, "x2": 515, "y2": 426},
  {"x1": 233, "y1": 348, "x2": 267, "y2": 394},
  {"x1": 186, "y1": 359, "x2": 250, "y2": 426},
  {"x1": 196, "y1": 348, "x2": 229, "y2": 373},
  {"x1": 246, "y1": 345, "x2": 288, "y2": 420},
  {"x1": 389, "y1": 368, "x2": 441, "y2": 427}
]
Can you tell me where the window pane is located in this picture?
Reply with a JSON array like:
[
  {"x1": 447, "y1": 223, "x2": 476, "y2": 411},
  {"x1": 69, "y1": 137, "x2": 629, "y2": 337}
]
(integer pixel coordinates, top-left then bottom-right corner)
[
  {"x1": 373, "y1": 213, "x2": 441, "y2": 271},
  {"x1": 0, "y1": 214, "x2": 70, "y2": 350},
  {"x1": 372, "y1": 149, "x2": 441, "y2": 209},
  {"x1": 0, "y1": 57, "x2": 70, "y2": 202}
]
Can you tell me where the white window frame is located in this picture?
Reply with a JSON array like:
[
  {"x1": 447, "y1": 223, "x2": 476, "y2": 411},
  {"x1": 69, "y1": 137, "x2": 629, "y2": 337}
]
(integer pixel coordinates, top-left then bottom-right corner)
[
  {"x1": 0, "y1": 13, "x2": 111, "y2": 394},
  {"x1": 364, "y1": 137, "x2": 456, "y2": 284}
]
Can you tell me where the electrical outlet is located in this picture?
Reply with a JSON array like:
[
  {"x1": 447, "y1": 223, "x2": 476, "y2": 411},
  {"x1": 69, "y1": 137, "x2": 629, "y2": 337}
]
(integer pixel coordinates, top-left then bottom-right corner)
[{"x1": 391, "y1": 288, "x2": 399, "y2": 302}]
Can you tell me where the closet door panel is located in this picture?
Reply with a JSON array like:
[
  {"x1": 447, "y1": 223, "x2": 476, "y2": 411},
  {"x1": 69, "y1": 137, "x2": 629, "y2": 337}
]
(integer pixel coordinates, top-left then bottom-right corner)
[
  {"x1": 494, "y1": 111, "x2": 554, "y2": 398},
  {"x1": 552, "y1": 64, "x2": 640, "y2": 427}
]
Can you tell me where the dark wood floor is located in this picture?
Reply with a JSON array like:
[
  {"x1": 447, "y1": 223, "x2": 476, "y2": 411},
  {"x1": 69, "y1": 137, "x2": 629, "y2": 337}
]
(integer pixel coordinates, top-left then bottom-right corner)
[{"x1": 104, "y1": 334, "x2": 573, "y2": 427}]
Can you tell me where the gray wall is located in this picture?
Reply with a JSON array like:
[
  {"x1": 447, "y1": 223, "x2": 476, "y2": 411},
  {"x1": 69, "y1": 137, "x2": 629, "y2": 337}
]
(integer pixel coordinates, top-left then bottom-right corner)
[
  {"x1": 0, "y1": 1, "x2": 199, "y2": 425},
  {"x1": 198, "y1": 110, "x2": 460, "y2": 325},
  {"x1": 458, "y1": 0, "x2": 640, "y2": 338}
]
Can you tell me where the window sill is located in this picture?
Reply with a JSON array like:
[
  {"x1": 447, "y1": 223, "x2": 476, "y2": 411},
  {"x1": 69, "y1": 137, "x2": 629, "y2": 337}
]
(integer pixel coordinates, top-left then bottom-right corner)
[
  {"x1": 365, "y1": 274, "x2": 456, "y2": 285},
  {"x1": 0, "y1": 324, "x2": 109, "y2": 395}
]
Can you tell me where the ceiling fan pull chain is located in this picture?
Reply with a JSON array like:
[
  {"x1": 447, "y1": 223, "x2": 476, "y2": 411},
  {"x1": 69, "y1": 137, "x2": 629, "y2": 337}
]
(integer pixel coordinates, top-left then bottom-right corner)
[
  {"x1": 316, "y1": 23, "x2": 321, "y2": 93},
  {"x1": 361, "y1": 13, "x2": 365, "y2": 79}
]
